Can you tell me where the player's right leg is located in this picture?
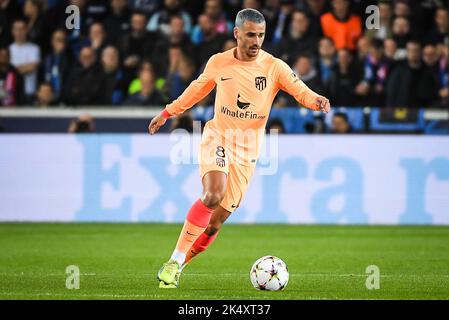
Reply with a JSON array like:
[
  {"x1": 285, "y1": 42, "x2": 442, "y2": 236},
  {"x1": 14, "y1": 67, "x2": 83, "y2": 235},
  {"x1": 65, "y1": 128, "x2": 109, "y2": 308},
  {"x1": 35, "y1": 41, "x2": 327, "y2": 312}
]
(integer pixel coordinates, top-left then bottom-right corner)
[
  {"x1": 157, "y1": 128, "x2": 229, "y2": 288},
  {"x1": 157, "y1": 170, "x2": 227, "y2": 288}
]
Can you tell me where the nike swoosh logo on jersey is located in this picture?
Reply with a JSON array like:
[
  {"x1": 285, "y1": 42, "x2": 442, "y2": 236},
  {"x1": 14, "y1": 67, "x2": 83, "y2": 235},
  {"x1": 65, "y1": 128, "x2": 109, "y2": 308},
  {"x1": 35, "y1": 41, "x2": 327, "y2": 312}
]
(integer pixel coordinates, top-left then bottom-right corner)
[{"x1": 221, "y1": 77, "x2": 232, "y2": 81}]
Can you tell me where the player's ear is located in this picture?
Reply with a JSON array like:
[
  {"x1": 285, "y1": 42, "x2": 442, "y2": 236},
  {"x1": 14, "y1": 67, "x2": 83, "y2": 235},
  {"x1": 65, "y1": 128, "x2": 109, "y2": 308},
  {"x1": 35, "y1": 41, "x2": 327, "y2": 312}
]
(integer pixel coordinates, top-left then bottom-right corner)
[{"x1": 233, "y1": 27, "x2": 238, "y2": 40}]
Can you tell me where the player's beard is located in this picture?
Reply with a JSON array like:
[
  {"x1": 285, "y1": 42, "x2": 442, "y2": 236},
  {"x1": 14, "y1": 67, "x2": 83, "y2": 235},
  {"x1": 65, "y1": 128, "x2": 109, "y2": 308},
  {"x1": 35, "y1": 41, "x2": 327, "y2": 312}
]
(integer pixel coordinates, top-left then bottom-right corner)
[{"x1": 247, "y1": 45, "x2": 260, "y2": 57}]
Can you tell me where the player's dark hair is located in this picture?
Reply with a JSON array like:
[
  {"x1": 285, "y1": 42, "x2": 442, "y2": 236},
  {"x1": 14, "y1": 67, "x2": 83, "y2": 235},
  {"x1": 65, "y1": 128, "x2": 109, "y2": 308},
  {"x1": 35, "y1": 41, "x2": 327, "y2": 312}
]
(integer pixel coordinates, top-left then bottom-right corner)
[{"x1": 235, "y1": 8, "x2": 265, "y2": 28}]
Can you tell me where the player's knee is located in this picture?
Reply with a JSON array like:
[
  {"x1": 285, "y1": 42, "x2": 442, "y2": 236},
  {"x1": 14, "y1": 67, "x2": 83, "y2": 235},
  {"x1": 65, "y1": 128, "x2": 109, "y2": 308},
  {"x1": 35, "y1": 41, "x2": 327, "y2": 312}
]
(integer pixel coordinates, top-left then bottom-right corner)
[{"x1": 201, "y1": 189, "x2": 225, "y2": 209}]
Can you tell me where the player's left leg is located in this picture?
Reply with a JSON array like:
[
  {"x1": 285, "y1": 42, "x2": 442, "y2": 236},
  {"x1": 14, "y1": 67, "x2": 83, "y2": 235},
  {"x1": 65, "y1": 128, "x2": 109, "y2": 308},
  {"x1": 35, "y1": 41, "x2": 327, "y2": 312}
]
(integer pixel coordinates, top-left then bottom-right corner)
[{"x1": 183, "y1": 205, "x2": 232, "y2": 267}]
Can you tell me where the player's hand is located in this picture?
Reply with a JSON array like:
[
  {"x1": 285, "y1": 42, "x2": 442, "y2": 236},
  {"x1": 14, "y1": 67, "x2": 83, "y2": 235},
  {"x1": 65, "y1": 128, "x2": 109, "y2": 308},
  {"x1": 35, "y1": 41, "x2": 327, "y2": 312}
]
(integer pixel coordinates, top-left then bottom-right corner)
[
  {"x1": 148, "y1": 113, "x2": 167, "y2": 135},
  {"x1": 316, "y1": 95, "x2": 330, "y2": 114}
]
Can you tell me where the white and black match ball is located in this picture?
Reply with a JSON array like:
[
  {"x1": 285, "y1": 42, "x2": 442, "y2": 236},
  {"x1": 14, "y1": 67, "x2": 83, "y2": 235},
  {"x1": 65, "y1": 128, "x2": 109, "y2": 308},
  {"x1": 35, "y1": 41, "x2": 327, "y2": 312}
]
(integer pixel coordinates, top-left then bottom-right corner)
[{"x1": 249, "y1": 256, "x2": 289, "y2": 291}]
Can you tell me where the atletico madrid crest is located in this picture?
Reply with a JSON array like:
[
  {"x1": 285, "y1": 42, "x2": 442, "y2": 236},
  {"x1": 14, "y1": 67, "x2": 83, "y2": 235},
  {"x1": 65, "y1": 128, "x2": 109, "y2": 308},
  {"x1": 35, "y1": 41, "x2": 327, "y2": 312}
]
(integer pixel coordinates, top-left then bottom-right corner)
[{"x1": 255, "y1": 76, "x2": 266, "y2": 91}]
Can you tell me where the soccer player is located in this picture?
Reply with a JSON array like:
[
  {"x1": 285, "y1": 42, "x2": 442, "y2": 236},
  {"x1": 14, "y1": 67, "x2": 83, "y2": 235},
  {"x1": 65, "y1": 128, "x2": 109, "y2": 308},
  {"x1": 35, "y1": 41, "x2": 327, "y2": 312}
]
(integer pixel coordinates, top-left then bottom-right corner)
[{"x1": 149, "y1": 8, "x2": 330, "y2": 288}]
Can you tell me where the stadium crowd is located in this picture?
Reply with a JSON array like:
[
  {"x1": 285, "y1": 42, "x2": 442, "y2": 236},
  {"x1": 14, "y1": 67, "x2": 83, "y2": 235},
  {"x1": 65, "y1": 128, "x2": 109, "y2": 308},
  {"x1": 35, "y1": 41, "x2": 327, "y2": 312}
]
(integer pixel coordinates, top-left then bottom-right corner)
[{"x1": 0, "y1": 0, "x2": 448, "y2": 109}]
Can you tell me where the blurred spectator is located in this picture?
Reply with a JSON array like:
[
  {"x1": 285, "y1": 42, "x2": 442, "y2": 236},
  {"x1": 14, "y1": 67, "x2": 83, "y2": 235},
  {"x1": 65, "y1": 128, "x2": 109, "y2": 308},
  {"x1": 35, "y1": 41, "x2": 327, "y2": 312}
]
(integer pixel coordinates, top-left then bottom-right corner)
[
  {"x1": 153, "y1": 15, "x2": 194, "y2": 76},
  {"x1": 384, "y1": 37, "x2": 400, "y2": 61},
  {"x1": 437, "y1": 45, "x2": 448, "y2": 107},
  {"x1": 316, "y1": 37, "x2": 337, "y2": 88},
  {"x1": 356, "y1": 35, "x2": 370, "y2": 62},
  {"x1": 392, "y1": 16, "x2": 411, "y2": 60},
  {"x1": 123, "y1": 69, "x2": 165, "y2": 106},
  {"x1": 9, "y1": 19, "x2": 40, "y2": 103},
  {"x1": 386, "y1": 41, "x2": 429, "y2": 107},
  {"x1": 327, "y1": 49, "x2": 360, "y2": 106},
  {"x1": 167, "y1": 55, "x2": 195, "y2": 100},
  {"x1": 0, "y1": 0, "x2": 23, "y2": 47},
  {"x1": 320, "y1": 0, "x2": 362, "y2": 50},
  {"x1": 222, "y1": 38, "x2": 237, "y2": 51},
  {"x1": 23, "y1": 0, "x2": 46, "y2": 51},
  {"x1": 427, "y1": 8, "x2": 448, "y2": 46},
  {"x1": 276, "y1": 10, "x2": 319, "y2": 65},
  {"x1": 355, "y1": 39, "x2": 390, "y2": 106},
  {"x1": 42, "y1": 29, "x2": 71, "y2": 103},
  {"x1": 100, "y1": 46, "x2": 126, "y2": 105},
  {"x1": 147, "y1": 0, "x2": 192, "y2": 36},
  {"x1": 271, "y1": 0, "x2": 295, "y2": 45},
  {"x1": 88, "y1": 23, "x2": 109, "y2": 59},
  {"x1": 422, "y1": 44, "x2": 439, "y2": 67},
  {"x1": 421, "y1": 44, "x2": 447, "y2": 108},
  {"x1": 267, "y1": 118, "x2": 286, "y2": 134},
  {"x1": 128, "y1": 0, "x2": 161, "y2": 16},
  {"x1": 297, "y1": 0, "x2": 326, "y2": 38},
  {"x1": 205, "y1": 0, "x2": 232, "y2": 34},
  {"x1": 34, "y1": 82, "x2": 55, "y2": 107},
  {"x1": 191, "y1": 0, "x2": 233, "y2": 45},
  {"x1": 242, "y1": 0, "x2": 262, "y2": 11},
  {"x1": 103, "y1": 0, "x2": 131, "y2": 45},
  {"x1": 260, "y1": 0, "x2": 282, "y2": 44},
  {"x1": 330, "y1": 112, "x2": 352, "y2": 133},
  {"x1": 118, "y1": 11, "x2": 158, "y2": 70},
  {"x1": 294, "y1": 54, "x2": 322, "y2": 93},
  {"x1": 128, "y1": 59, "x2": 165, "y2": 95},
  {"x1": 170, "y1": 112, "x2": 194, "y2": 132},
  {"x1": 62, "y1": 46, "x2": 104, "y2": 105},
  {"x1": 0, "y1": 46, "x2": 23, "y2": 106},
  {"x1": 168, "y1": 45, "x2": 183, "y2": 74},
  {"x1": 68, "y1": 113, "x2": 95, "y2": 133},
  {"x1": 393, "y1": 0, "x2": 411, "y2": 18},
  {"x1": 354, "y1": 35, "x2": 370, "y2": 75},
  {"x1": 195, "y1": 14, "x2": 227, "y2": 69},
  {"x1": 365, "y1": 0, "x2": 393, "y2": 41}
]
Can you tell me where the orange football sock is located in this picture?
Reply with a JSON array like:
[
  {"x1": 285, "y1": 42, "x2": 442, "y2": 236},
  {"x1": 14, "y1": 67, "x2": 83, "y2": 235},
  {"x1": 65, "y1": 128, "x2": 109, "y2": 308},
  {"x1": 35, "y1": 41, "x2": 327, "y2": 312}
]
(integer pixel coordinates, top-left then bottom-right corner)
[
  {"x1": 170, "y1": 199, "x2": 213, "y2": 265},
  {"x1": 184, "y1": 232, "x2": 219, "y2": 265}
]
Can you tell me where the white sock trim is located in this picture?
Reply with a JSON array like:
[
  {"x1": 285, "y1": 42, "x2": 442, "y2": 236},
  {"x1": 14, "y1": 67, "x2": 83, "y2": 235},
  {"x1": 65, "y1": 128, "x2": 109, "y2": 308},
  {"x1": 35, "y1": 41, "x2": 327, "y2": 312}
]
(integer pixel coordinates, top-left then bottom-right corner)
[{"x1": 170, "y1": 250, "x2": 186, "y2": 266}]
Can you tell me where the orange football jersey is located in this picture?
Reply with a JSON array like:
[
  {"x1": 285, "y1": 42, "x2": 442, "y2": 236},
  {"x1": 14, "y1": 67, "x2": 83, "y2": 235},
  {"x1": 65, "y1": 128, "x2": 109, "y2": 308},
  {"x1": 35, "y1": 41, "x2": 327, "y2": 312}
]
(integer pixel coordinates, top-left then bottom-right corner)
[{"x1": 165, "y1": 48, "x2": 321, "y2": 165}]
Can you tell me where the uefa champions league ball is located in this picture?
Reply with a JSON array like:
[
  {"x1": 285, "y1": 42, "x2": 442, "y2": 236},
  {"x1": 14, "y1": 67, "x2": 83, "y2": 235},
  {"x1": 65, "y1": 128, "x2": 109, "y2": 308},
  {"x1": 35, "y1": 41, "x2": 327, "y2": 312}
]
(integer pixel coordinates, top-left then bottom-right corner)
[{"x1": 250, "y1": 256, "x2": 289, "y2": 291}]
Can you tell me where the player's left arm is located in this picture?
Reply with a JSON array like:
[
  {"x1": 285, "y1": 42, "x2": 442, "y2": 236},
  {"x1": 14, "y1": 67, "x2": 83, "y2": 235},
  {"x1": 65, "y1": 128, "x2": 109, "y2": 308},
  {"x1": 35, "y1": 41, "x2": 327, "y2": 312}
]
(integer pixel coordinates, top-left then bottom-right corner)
[{"x1": 275, "y1": 59, "x2": 330, "y2": 113}]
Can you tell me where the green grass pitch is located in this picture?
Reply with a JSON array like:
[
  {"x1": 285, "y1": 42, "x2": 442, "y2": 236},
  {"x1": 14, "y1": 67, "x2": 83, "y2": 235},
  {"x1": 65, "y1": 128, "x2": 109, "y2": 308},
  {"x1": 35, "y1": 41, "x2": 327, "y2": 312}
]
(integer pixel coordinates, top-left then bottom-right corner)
[{"x1": 0, "y1": 223, "x2": 448, "y2": 300}]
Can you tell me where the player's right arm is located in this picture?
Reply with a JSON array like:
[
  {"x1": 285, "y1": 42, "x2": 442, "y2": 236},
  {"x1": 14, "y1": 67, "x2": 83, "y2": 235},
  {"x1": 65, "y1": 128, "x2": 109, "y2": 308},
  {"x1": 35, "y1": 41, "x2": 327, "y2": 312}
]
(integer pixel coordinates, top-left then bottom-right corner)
[{"x1": 148, "y1": 55, "x2": 218, "y2": 134}]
